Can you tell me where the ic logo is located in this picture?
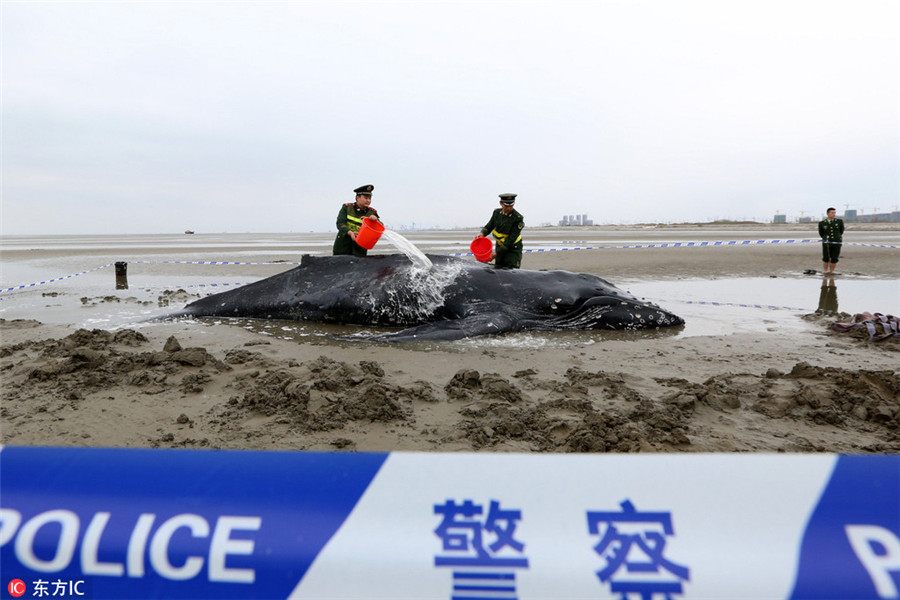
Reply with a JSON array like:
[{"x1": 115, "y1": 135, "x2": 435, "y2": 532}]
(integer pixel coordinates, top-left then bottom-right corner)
[{"x1": 7, "y1": 579, "x2": 26, "y2": 598}]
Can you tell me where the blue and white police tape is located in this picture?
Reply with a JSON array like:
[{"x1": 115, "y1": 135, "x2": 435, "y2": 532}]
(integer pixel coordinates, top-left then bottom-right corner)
[
  {"x1": 0, "y1": 263, "x2": 274, "y2": 297},
  {"x1": 0, "y1": 263, "x2": 114, "y2": 296},
  {"x1": 133, "y1": 260, "x2": 303, "y2": 266},
  {"x1": 181, "y1": 282, "x2": 250, "y2": 290},
  {"x1": 450, "y1": 238, "x2": 899, "y2": 257},
  {"x1": 3, "y1": 237, "x2": 895, "y2": 296},
  {"x1": 675, "y1": 299, "x2": 811, "y2": 312},
  {"x1": 1, "y1": 447, "x2": 897, "y2": 600}
]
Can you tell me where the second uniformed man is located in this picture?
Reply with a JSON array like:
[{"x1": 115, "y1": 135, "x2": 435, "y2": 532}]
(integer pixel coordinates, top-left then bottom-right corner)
[
  {"x1": 333, "y1": 184, "x2": 380, "y2": 256},
  {"x1": 475, "y1": 193, "x2": 524, "y2": 269},
  {"x1": 817, "y1": 207, "x2": 844, "y2": 274}
]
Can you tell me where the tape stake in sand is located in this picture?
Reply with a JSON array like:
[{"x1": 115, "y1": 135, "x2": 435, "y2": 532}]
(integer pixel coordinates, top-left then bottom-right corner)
[{"x1": 0, "y1": 448, "x2": 897, "y2": 599}]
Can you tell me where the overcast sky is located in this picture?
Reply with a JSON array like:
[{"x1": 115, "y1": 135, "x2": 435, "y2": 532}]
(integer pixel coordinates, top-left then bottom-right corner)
[{"x1": 2, "y1": 0, "x2": 898, "y2": 235}]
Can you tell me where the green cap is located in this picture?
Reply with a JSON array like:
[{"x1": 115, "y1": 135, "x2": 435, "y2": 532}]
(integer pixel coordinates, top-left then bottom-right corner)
[
  {"x1": 354, "y1": 184, "x2": 374, "y2": 195},
  {"x1": 499, "y1": 193, "x2": 517, "y2": 204}
]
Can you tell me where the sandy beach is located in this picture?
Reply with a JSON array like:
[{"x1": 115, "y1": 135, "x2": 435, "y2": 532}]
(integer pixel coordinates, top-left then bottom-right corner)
[{"x1": 1, "y1": 224, "x2": 898, "y2": 454}]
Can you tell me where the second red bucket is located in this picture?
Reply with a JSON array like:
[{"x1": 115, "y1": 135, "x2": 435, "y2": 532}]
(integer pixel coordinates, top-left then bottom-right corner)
[
  {"x1": 355, "y1": 217, "x2": 384, "y2": 250},
  {"x1": 470, "y1": 237, "x2": 493, "y2": 262}
]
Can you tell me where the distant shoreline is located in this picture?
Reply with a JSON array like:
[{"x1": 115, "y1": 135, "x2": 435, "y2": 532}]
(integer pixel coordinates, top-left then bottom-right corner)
[{"x1": 3, "y1": 221, "x2": 899, "y2": 238}]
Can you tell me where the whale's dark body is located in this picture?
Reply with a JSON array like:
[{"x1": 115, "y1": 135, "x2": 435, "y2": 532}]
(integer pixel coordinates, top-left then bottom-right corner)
[{"x1": 171, "y1": 254, "x2": 684, "y2": 341}]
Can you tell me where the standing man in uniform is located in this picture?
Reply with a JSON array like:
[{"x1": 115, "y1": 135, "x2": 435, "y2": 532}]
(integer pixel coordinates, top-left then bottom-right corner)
[
  {"x1": 333, "y1": 184, "x2": 380, "y2": 256},
  {"x1": 817, "y1": 207, "x2": 844, "y2": 274},
  {"x1": 475, "y1": 193, "x2": 524, "y2": 269}
]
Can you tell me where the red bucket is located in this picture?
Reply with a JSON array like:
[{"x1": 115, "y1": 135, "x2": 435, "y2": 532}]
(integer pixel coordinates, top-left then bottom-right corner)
[
  {"x1": 355, "y1": 217, "x2": 384, "y2": 250},
  {"x1": 470, "y1": 237, "x2": 493, "y2": 262}
]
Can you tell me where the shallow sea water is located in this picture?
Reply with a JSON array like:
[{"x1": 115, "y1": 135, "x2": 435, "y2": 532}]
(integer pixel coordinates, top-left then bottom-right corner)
[
  {"x1": 1, "y1": 232, "x2": 896, "y2": 347},
  {"x1": 2, "y1": 269, "x2": 895, "y2": 349},
  {"x1": 209, "y1": 275, "x2": 895, "y2": 349}
]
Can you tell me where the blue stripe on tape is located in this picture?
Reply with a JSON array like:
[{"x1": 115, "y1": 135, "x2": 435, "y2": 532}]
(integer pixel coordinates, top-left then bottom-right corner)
[
  {"x1": 0, "y1": 447, "x2": 388, "y2": 600},
  {"x1": 791, "y1": 455, "x2": 900, "y2": 599}
]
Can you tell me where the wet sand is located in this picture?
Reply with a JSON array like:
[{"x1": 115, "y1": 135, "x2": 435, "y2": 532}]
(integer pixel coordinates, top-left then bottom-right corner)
[{"x1": 2, "y1": 224, "x2": 898, "y2": 453}]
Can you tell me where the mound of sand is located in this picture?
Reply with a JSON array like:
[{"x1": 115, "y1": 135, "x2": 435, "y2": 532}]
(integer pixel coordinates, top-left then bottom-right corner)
[{"x1": 2, "y1": 325, "x2": 897, "y2": 453}]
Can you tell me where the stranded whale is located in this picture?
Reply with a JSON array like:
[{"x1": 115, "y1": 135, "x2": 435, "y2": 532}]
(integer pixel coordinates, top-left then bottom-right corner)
[{"x1": 168, "y1": 254, "x2": 684, "y2": 341}]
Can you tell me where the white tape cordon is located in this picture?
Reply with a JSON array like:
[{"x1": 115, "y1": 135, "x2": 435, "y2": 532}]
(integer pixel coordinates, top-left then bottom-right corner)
[
  {"x1": 450, "y1": 238, "x2": 898, "y2": 257},
  {"x1": 1, "y1": 237, "x2": 894, "y2": 299},
  {"x1": 0, "y1": 263, "x2": 114, "y2": 295}
]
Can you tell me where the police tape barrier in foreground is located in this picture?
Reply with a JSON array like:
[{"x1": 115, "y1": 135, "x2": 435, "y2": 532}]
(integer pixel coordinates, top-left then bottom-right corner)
[{"x1": 0, "y1": 448, "x2": 897, "y2": 600}]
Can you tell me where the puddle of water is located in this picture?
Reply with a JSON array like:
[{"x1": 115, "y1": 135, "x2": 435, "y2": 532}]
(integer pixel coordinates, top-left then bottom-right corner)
[
  {"x1": 2, "y1": 260, "x2": 895, "y2": 345},
  {"x1": 621, "y1": 276, "x2": 897, "y2": 315},
  {"x1": 203, "y1": 317, "x2": 685, "y2": 352},
  {"x1": 618, "y1": 276, "x2": 898, "y2": 338}
]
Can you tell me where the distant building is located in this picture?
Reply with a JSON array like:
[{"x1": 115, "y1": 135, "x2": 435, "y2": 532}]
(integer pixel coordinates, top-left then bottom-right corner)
[
  {"x1": 774, "y1": 208, "x2": 900, "y2": 224},
  {"x1": 841, "y1": 209, "x2": 899, "y2": 223},
  {"x1": 559, "y1": 213, "x2": 593, "y2": 226}
]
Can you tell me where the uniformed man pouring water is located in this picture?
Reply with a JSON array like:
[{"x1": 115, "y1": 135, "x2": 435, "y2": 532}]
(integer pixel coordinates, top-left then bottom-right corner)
[
  {"x1": 475, "y1": 193, "x2": 524, "y2": 269},
  {"x1": 333, "y1": 184, "x2": 381, "y2": 256}
]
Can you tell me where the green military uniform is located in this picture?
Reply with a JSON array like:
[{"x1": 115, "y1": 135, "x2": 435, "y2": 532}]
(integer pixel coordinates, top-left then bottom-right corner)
[
  {"x1": 818, "y1": 216, "x2": 844, "y2": 265},
  {"x1": 481, "y1": 193, "x2": 524, "y2": 269},
  {"x1": 333, "y1": 185, "x2": 380, "y2": 257}
]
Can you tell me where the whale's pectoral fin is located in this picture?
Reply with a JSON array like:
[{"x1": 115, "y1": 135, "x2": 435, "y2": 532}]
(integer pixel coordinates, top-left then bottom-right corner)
[{"x1": 372, "y1": 312, "x2": 521, "y2": 342}]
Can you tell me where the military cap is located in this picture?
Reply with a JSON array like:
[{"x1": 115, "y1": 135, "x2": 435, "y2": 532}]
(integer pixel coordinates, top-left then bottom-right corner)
[
  {"x1": 354, "y1": 184, "x2": 375, "y2": 195},
  {"x1": 499, "y1": 193, "x2": 517, "y2": 204}
]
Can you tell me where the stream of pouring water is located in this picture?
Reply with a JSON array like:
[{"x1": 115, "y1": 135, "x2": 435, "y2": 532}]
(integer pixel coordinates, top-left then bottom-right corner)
[{"x1": 381, "y1": 229, "x2": 433, "y2": 269}]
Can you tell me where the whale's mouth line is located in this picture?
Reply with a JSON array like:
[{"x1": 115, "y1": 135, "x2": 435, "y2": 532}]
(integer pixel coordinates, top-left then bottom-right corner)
[{"x1": 541, "y1": 296, "x2": 685, "y2": 330}]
